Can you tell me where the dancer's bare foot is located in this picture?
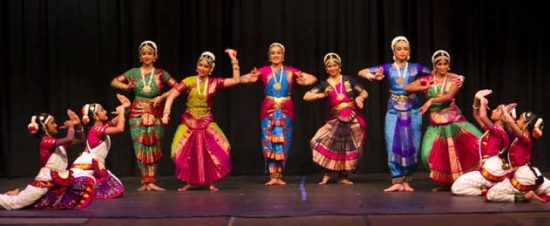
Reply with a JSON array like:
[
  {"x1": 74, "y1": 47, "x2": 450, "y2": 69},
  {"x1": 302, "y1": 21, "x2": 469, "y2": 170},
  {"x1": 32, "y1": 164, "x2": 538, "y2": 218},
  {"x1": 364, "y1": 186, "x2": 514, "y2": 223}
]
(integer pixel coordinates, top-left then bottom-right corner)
[
  {"x1": 147, "y1": 183, "x2": 166, "y2": 191},
  {"x1": 338, "y1": 178, "x2": 354, "y2": 185},
  {"x1": 525, "y1": 190, "x2": 546, "y2": 203},
  {"x1": 209, "y1": 184, "x2": 219, "y2": 192},
  {"x1": 318, "y1": 174, "x2": 330, "y2": 185},
  {"x1": 277, "y1": 178, "x2": 287, "y2": 185},
  {"x1": 137, "y1": 184, "x2": 148, "y2": 192},
  {"x1": 265, "y1": 178, "x2": 279, "y2": 186},
  {"x1": 384, "y1": 183, "x2": 404, "y2": 192},
  {"x1": 177, "y1": 184, "x2": 194, "y2": 192},
  {"x1": 5, "y1": 188, "x2": 20, "y2": 196},
  {"x1": 402, "y1": 182, "x2": 415, "y2": 192}
]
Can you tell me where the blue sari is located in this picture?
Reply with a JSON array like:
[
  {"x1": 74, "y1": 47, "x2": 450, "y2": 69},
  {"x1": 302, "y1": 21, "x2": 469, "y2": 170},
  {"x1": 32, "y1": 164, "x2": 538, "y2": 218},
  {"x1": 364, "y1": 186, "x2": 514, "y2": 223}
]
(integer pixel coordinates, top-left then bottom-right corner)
[{"x1": 368, "y1": 63, "x2": 431, "y2": 180}]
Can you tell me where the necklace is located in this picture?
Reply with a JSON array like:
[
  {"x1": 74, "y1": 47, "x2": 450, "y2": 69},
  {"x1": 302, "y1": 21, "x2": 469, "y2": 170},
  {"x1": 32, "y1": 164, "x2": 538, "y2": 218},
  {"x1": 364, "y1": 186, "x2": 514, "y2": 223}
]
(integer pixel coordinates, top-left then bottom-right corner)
[
  {"x1": 330, "y1": 75, "x2": 345, "y2": 101},
  {"x1": 271, "y1": 66, "x2": 284, "y2": 90},
  {"x1": 394, "y1": 62, "x2": 408, "y2": 86},
  {"x1": 141, "y1": 67, "x2": 155, "y2": 93},
  {"x1": 196, "y1": 77, "x2": 209, "y2": 100},
  {"x1": 434, "y1": 74, "x2": 448, "y2": 96}
]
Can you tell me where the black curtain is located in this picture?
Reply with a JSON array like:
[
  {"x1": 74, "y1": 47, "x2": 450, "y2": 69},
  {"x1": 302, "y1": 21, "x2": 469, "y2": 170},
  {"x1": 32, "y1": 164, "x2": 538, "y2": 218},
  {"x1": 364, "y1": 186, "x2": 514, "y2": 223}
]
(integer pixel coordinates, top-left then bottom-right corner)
[{"x1": 1, "y1": 0, "x2": 547, "y2": 177}]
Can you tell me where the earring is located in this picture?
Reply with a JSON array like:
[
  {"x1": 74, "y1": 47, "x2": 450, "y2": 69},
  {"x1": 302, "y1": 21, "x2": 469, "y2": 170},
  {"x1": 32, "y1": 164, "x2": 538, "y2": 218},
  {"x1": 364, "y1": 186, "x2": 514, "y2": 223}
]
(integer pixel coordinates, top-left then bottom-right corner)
[
  {"x1": 407, "y1": 56, "x2": 410, "y2": 60},
  {"x1": 392, "y1": 56, "x2": 396, "y2": 61}
]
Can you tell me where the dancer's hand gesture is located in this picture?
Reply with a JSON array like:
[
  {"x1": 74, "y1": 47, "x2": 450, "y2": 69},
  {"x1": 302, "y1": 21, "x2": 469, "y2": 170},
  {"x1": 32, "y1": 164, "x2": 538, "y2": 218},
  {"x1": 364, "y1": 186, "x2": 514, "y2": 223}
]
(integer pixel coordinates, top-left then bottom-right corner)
[
  {"x1": 67, "y1": 109, "x2": 81, "y2": 127},
  {"x1": 374, "y1": 67, "x2": 384, "y2": 80},
  {"x1": 116, "y1": 94, "x2": 131, "y2": 109}
]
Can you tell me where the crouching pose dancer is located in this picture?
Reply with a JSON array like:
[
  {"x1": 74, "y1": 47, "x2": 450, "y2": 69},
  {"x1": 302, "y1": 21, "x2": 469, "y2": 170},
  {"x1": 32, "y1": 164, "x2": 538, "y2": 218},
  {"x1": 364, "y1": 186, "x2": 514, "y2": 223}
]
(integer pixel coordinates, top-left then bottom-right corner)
[
  {"x1": 71, "y1": 94, "x2": 129, "y2": 199},
  {"x1": 0, "y1": 110, "x2": 94, "y2": 210},
  {"x1": 452, "y1": 90, "x2": 514, "y2": 196},
  {"x1": 487, "y1": 108, "x2": 546, "y2": 202}
]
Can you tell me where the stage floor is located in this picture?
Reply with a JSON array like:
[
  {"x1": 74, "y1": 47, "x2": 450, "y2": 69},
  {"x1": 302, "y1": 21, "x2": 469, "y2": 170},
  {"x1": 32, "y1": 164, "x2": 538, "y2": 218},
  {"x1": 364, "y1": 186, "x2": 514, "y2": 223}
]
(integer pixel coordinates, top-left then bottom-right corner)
[{"x1": 2, "y1": 173, "x2": 550, "y2": 225}]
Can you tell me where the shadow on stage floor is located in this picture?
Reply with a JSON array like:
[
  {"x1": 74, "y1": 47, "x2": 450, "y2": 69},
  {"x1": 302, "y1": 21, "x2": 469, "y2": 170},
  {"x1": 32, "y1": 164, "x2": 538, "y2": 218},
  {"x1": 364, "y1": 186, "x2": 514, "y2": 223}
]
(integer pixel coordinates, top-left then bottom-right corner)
[{"x1": 2, "y1": 173, "x2": 550, "y2": 226}]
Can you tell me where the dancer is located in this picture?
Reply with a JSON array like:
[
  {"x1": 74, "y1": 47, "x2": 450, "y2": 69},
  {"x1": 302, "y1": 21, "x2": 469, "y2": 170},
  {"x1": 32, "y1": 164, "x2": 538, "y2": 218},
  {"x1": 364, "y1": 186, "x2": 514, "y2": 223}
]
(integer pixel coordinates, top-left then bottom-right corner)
[
  {"x1": 304, "y1": 53, "x2": 367, "y2": 185},
  {"x1": 71, "y1": 94, "x2": 129, "y2": 199},
  {"x1": 486, "y1": 108, "x2": 546, "y2": 202},
  {"x1": 240, "y1": 42, "x2": 317, "y2": 186},
  {"x1": 405, "y1": 50, "x2": 481, "y2": 191},
  {"x1": 451, "y1": 90, "x2": 514, "y2": 196},
  {"x1": 162, "y1": 49, "x2": 240, "y2": 192},
  {"x1": 0, "y1": 110, "x2": 94, "y2": 210},
  {"x1": 357, "y1": 36, "x2": 432, "y2": 192},
  {"x1": 503, "y1": 110, "x2": 544, "y2": 169},
  {"x1": 111, "y1": 40, "x2": 177, "y2": 191}
]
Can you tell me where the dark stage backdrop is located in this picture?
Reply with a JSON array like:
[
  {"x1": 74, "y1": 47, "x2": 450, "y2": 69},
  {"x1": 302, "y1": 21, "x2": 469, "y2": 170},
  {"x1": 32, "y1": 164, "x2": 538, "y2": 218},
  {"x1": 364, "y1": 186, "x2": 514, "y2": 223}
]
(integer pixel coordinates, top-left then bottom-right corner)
[{"x1": 0, "y1": 0, "x2": 547, "y2": 177}]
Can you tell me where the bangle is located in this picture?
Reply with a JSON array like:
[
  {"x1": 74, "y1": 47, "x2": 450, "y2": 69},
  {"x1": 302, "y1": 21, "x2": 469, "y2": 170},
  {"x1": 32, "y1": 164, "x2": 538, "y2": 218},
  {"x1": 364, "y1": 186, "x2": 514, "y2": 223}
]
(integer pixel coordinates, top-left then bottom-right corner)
[
  {"x1": 163, "y1": 111, "x2": 170, "y2": 115},
  {"x1": 232, "y1": 65, "x2": 240, "y2": 70},
  {"x1": 231, "y1": 60, "x2": 239, "y2": 65}
]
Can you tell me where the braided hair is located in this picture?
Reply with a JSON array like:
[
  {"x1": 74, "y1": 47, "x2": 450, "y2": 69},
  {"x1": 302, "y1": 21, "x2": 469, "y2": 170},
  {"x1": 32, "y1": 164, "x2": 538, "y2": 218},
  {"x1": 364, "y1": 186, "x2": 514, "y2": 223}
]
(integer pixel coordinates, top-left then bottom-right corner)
[
  {"x1": 521, "y1": 112, "x2": 544, "y2": 139},
  {"x1": 81, "y1": 103, "x2": 102, "y2": 125},
  {"x1": 27, "y1": 113, "x2": 54, "y2": 138}
]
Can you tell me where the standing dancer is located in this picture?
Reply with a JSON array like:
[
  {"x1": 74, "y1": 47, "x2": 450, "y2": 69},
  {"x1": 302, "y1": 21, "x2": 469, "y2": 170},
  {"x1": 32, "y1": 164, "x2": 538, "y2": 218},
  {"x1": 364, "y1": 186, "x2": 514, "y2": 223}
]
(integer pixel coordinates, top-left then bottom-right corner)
[
  {"x1": 357, "y1": 36, "x2": 432, "y2": 192},
  {"x1": 405, "y1": 50, "x2": 481, "y2": 191},
  {"x1": 71, "y1": 94, "x2": 129, "y2": 199},
  {"x1": 0, "y1": 110, "x2": 94, "y2": 210},
  {"x1": 111, "y1": 40, "x2": 178, "y2": 191},
  {"x1": 304, "y1": 53, "x2": 368, "y2": 184},
  {"x1": 162, "y1": 49, "x2": 240, "y2": 192},
  {"x1": 240, "y1": 42, "x2": 317, "y2": 186}
]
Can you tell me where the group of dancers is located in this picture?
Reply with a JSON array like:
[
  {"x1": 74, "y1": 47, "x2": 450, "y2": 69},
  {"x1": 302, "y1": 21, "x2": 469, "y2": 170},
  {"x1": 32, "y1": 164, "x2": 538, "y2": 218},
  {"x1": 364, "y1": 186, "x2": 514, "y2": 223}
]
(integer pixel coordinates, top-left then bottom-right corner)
[{"x1": 0, "y1": 35, "x2": 546, "y2": 210}]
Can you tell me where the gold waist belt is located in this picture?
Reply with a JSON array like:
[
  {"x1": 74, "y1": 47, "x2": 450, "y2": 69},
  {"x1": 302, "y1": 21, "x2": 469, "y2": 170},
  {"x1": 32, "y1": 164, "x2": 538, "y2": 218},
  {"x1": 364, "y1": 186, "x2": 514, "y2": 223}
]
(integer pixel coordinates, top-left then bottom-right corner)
[
  {"x1": 334, "y1": 101, "x2": 355, "y2": 110},
  {"x1": 391, "y1": 94, "x2": 415, "y2": 102},
  {"x1": 266, "y1": 96, "x2": 291, "y2": 105}
]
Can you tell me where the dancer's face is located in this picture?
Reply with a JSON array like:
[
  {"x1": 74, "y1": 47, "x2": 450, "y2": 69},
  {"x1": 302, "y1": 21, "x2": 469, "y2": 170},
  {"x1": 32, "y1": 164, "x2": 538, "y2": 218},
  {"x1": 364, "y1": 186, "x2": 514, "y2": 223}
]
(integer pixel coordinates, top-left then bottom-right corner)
[
  {"x1": 45, "y1": 117, "x2": 58, "y2": 135},
  {"x1": 139, "y1": 47, "x2": 157, "y2": 66},
  {"x1": 325, "y1": 61, "x2": 340, "y2": 77},
  {"x1": 269, "y1": 46, "x2": 284, "y2": 65},
  {"x1": 434, "y1": 59, "x2": 450, "y2": 75},
  {"x1": 393, "y1": 41, "x2": 410, "y2": 62},
  {"x1": 93, "y1": 105, "x2": 109, "y2": 122},
  {"x1": 196, "y1": 59, "x2": 212, "y2": 77},
  {"x1": 516, "y1": 114, "x2": 528, "y2": 130},
  {"x1": 491, "y1": 105, "x2": 503, "y2": 121}
]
